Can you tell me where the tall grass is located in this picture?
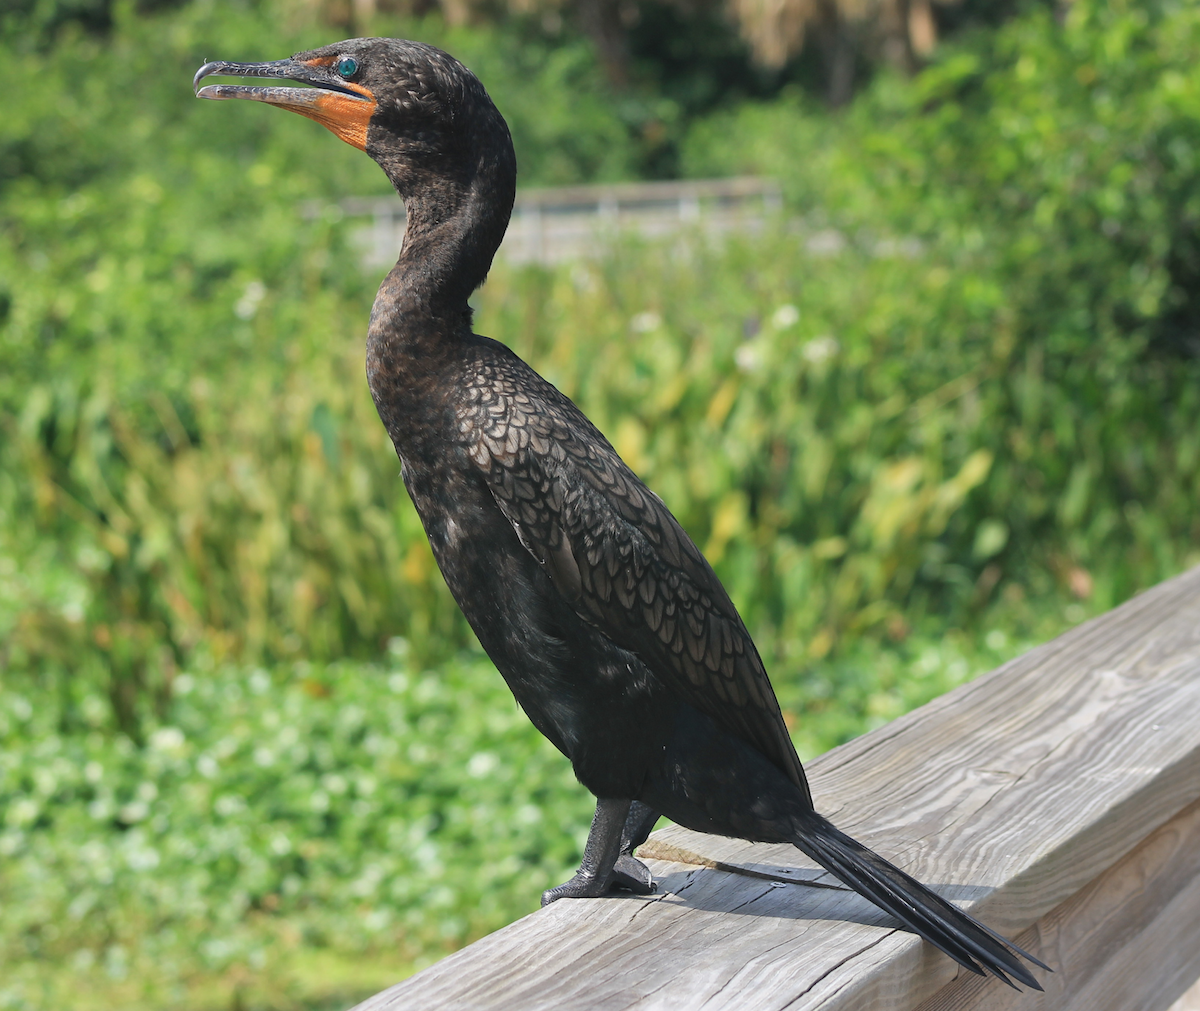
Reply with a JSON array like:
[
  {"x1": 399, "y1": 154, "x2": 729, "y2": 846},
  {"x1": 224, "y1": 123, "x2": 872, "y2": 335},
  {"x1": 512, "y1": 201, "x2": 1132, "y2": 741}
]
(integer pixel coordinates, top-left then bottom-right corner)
[{"x1": 4, "y1": 1, "x2": 1200, "y2": 741}]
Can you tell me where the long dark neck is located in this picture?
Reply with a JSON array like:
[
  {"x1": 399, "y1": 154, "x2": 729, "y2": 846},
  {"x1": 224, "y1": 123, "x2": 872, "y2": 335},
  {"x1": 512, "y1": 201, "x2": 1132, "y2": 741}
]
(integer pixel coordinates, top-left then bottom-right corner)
[
  {"x1": 400, "y1": 181, "x2": 510, "y2": 314},
  {"x1": 369, "y1": 128, "x2": 516, "y2": 347}
]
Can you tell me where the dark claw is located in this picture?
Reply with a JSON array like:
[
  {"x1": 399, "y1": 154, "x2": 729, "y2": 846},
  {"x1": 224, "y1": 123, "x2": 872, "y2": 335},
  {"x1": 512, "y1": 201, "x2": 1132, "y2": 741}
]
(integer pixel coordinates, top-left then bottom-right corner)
[
  {"x1": 541, "y1": 870, "x2": 613, "y2": 906},
  {"x1": 610, "y1": 854, "x2": 656, "y2": 894}
]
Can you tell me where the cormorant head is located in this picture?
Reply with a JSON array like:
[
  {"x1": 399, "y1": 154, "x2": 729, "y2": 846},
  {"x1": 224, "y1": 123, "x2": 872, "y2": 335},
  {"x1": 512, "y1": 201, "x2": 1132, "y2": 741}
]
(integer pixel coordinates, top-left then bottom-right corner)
[{"x1": 194, "y1": 38, "x2": 515, "y2": 201}]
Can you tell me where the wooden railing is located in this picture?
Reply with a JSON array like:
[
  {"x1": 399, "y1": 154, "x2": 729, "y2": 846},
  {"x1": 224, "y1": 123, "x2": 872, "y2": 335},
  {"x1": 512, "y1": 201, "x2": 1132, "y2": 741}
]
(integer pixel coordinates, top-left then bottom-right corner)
[{"x1": 351, "y1": 565, "x2": 1200, "y2": 1010}]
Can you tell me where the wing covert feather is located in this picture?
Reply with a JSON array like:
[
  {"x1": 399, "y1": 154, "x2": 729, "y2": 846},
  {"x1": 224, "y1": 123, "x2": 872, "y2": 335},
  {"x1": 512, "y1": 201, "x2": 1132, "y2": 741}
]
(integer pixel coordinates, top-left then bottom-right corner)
[{"x1": 460, "y1": 349, "x2": 808, "y2": 797}]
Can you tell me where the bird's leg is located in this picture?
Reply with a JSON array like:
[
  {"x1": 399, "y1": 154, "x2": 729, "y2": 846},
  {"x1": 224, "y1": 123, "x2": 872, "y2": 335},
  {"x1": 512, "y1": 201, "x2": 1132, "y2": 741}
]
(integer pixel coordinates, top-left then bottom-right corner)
[
  {"x1": 541, "y1": 797, "x2": 630, "y2": 906},
  {"x1": 611, "y1": 801, "x2": 658, "y2": 895}
]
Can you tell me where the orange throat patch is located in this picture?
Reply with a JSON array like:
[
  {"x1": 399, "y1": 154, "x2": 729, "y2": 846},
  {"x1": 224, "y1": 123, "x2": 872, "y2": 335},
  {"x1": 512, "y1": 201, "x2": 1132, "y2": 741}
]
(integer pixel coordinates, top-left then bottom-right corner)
[{"x1": 295, "y1": 91, "x2": 376, "y2": 151}]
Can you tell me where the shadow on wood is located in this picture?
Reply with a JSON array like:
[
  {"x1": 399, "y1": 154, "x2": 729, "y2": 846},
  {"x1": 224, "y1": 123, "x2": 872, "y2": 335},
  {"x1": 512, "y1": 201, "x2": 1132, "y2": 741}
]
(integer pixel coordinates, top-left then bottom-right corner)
[{"x1": 351, "y1": 565, "x2": 1200, "y2": 1010}]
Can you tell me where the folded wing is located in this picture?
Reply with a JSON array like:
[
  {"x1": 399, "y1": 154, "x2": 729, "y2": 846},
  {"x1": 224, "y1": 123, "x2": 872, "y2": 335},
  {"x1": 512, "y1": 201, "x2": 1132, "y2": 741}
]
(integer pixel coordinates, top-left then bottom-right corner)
[{"x1": 461, "y1": 348, "x2": 810, "y2": 801}]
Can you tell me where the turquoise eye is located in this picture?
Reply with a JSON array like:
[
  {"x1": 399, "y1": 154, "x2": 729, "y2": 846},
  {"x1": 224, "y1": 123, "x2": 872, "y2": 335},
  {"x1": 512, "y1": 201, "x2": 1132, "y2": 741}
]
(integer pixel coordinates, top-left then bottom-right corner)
[{"x1": 336, "y1": 57, "x2": 357, "y2": 78}]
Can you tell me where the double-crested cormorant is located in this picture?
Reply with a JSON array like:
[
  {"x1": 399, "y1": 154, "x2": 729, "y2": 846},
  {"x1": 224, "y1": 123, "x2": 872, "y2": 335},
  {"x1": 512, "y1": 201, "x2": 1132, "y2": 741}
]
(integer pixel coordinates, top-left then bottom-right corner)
[{"x1": 194, "y1": 41, "x2": 1047, "y2": 989}]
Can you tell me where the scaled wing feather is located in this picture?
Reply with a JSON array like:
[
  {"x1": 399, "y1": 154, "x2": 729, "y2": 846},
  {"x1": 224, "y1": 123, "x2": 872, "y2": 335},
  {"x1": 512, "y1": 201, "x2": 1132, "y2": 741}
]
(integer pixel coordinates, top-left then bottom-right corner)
[{"x1": 462, "y1": 348, "x2": 809, "y2": 799}]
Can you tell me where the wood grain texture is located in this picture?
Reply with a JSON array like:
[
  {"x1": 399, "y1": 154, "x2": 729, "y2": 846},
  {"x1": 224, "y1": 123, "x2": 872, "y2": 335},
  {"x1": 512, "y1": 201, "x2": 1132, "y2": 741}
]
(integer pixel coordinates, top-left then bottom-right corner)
[
  {"x1": 912, "y1": 795, "x2": 1200, "y2": 1011},
  {"x1": 351, "y1": 565, "x2": 1200, "y2": 1011}
]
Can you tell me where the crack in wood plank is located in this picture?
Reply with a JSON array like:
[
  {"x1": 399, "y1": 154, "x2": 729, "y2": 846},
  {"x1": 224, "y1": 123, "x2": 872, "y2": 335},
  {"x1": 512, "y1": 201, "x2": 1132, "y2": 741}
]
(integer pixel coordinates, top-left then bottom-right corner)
[{"x1": 777, "y1": 934, "x2": 898, "y2": 1011}]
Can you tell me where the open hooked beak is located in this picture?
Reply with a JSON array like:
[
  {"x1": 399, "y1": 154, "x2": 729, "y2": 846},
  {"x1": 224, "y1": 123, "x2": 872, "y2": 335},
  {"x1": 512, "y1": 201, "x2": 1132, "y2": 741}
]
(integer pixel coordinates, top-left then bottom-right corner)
[{"x1": 194, "y1": 57, "x2": 376, "y2": 151}]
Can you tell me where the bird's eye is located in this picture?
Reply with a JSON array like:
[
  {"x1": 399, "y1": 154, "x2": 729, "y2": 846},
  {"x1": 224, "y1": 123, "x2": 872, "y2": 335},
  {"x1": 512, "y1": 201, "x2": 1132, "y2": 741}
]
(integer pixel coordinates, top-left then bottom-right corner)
[{"x1": 336, "y1": 57, "x2": 358, "y2": 78}]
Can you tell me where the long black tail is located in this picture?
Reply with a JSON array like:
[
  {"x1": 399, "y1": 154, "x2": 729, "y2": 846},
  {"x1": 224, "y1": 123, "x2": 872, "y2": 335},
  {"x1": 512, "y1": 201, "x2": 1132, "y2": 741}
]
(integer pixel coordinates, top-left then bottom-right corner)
[{"x1": 792, "y1": 812, "x2": 1049, "y2": 990}]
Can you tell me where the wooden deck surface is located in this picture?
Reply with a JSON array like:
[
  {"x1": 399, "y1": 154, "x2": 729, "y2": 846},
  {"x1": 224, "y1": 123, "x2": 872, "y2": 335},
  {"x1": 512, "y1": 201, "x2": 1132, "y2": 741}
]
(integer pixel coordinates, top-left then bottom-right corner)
[{"x1": 352, "y1": 565, "x2": 1200, "y2": 1010}]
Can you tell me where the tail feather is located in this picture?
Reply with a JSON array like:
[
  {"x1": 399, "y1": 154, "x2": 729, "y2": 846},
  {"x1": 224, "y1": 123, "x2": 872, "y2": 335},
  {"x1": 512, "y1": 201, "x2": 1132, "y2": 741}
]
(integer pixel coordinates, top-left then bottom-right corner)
[{"x1": 793, "y1": 812, "x2": 1048, "y2": 991}]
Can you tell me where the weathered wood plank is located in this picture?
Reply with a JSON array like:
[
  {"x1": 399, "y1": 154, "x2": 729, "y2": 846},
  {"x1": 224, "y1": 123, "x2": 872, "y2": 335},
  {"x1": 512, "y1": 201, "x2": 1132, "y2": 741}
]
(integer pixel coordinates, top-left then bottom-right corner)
[
  {"x1": 352, "y1": 566, "x2": 1200, "y2": 1011},
  {"x1": 913, "y1": 795, "x2": 1200, "y2": 1011}
]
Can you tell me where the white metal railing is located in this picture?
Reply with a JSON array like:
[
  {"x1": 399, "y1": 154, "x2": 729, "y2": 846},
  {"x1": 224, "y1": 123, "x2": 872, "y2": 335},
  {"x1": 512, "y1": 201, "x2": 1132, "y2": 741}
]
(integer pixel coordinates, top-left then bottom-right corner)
[{"x1": 327, "y1": 177, "x2": 786, "y2": 267}]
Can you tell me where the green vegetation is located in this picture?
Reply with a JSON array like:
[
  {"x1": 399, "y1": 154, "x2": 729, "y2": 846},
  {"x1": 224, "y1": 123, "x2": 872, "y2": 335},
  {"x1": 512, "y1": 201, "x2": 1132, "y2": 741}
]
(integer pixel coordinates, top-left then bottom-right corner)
[
  {"x1": 2, "y1": 0, "x2": 1199, "y2": 1007},
  {"x1": 0, "y1": 649, "x2": 595, "y2": 1009}
]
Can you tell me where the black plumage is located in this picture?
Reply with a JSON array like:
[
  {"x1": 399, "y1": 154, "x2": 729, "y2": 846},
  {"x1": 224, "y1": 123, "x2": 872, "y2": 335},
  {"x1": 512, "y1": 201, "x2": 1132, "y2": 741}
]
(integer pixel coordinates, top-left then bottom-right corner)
[{"x1": 195, "y1": 39, "x2": 1047, "y2": 989}]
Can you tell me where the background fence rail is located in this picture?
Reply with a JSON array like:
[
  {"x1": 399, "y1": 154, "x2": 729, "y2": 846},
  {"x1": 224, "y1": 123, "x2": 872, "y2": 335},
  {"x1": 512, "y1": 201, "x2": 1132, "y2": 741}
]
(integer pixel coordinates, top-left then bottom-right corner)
[{"x1": 322, "y1": 177, "x2": 786, "y2": 267}]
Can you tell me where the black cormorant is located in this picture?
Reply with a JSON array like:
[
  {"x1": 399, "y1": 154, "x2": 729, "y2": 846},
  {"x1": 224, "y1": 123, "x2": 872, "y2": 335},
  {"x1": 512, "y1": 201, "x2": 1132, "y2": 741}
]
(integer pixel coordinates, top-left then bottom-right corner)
[{"x1": 194, "y1": 40, "x2": 1046, "y2": 989}]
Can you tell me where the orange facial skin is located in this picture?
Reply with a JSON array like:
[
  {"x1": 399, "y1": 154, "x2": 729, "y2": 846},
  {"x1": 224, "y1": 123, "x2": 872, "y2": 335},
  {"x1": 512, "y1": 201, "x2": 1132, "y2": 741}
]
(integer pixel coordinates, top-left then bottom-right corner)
[
  {"x1": 295, "y1": 59, "x2": 376, "y2": 150},
  {"x1": 285, "y1": 88, "x2": 376, "y2": 150}
]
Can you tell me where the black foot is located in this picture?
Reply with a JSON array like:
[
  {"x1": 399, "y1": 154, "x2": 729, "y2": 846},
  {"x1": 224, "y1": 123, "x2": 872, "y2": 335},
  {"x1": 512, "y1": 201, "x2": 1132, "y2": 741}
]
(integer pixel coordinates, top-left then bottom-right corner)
[
  {"x1": 540, "y1": 854, "x2": 657, "y2": 905},
  {"x1": 611, "y1": 854, "x2": 656, "y2": 895},
  {"x1": 541, "y1": 871, "x2": 613, "y2": 906},
  {"x1": 541, "y1": 797, "x2": 661, "y2": 906}
]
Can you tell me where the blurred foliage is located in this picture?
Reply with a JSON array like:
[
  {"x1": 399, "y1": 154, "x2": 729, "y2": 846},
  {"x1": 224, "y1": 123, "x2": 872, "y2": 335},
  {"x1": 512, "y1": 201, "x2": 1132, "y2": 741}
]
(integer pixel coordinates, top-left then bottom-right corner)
[
  {"x1": 4, "y1": 0, "x2": 1060, "y2": 178},
  {"x1": 0, "y1": 647, "x2": 594, "y2": 1009},
  {"x1": 4, "y1": 0, "x2": 1199, "y2": 738},
  {"x1": 2, "y1": 0, "x2": 1200, "y2": 1005},
  {"x1": 678, "y1": 0, "x2": 1200, "y2": 621},
  {"x1": 685, "y1": 0, "x2": 1200, "y2": 362}
]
